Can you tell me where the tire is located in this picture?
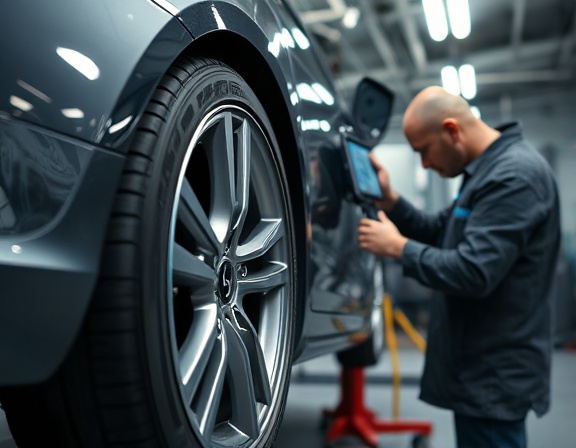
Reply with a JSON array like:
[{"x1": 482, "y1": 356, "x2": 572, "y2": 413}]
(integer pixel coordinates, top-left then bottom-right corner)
[
  {"x1": 336, "y1": 261, "x2": 384, "y2": 367},
  {"x1": 0, "y1": 57, "x2": 297, "y2": 448}
]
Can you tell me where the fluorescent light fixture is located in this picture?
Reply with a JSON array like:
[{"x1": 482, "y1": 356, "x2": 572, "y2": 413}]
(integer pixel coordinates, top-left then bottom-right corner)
[
  {"x1": 296, "y1": 83, "x2": 322, "y2": 104},
  {"x1": 10, "y1": 95, "x2": 33, "y2": 112},
  {"x1": 268, "y1": 32, "x2": 282, "y2": 57},
  {"x1": 211, "y1": 5, "x2": 226, "y2": 29},
  {"x1": 17, "y1": 80, "x2": 52, "y2": 103},
  {"x1": 281, "y1": 28, "x2": 295, "y2": 48},
  {"x1": 56, "y1": 47, "x2": 100, "y2": 80},
  {"x1": 441, "y1": 66, "x2": 460, "y2": 96},
  {"x1": 459, "y1": 64, "x2": 477, "y2": 99},
  {"x1": 422, "y1": 0, "x2": 449, "y2": 42},
  {"x1": 446, "y1": 0, "x2": 471, "y2": 39},
  {"x1": 290, "y1": 91, "x2": 299, "y2": 106},
  {"x1": 61, "y1": 108, "x2": 84, "y2": 119},
  {"x1": 441, "y1": 64, "x2": 477, "y2": 99},
  {"x1": 291, "y1": 28, "x2": 310, "y2": 50},
  {"x1": 342, "y1": 7, "x2": 360, "y2": 29},
  {"x1": 311, "y1": 83, "x2": 334, "y2": 105},
  {"x1": 108, "y1": 115, "x2": 133, "y2": 134},
  {"x1": 301, "y1": 119, "x2": 331, "y2": 132},
  {"x1": 320, "y1": 120, "x2": 331, "y2": 132}
]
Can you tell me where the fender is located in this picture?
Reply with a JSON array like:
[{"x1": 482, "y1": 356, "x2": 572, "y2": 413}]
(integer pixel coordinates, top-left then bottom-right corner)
[{"x1": 0, "y1": 1, "x2": 193, "y2": 149}]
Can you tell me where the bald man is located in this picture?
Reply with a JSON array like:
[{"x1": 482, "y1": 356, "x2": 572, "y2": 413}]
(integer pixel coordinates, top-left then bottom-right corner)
[{"x1": 358, "y1": 87, "x2": 561, "y2": 448}]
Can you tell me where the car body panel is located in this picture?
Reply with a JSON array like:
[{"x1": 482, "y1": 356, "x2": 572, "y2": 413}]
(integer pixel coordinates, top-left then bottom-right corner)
[
  {"x1": 0, "y1": 117, "x2": 125, "y2": 385},
  {"x1": 0, "y1": 1, "x2": 192, "y2": 150},
  {"x1": 0, "y1": 0, "x2": 378, "y2": 386}
]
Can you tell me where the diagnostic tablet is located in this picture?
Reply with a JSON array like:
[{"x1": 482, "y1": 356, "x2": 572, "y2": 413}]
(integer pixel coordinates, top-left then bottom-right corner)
[{"x1": 342, "y1": 135, "x2": 383, "y2": 202}]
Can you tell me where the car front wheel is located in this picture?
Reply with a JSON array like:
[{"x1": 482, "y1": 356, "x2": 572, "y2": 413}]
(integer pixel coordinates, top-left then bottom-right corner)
[{"x1": 1, "y1": 57, "x2": 297, "y2": 448}]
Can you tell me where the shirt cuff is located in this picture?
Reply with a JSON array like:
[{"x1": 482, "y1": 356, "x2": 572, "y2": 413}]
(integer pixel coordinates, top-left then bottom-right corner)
[
  {"x1": 387, "y1": 196, "x2": 411, "y2": 222},
  {"x1": 402, "y1": 239, "x2": 426, "y2": 278}
]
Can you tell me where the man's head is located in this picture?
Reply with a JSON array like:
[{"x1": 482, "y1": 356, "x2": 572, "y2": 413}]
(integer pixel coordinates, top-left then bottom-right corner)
[{"x1": 402, "y1": 86, "x2": 495, "y2": 178}]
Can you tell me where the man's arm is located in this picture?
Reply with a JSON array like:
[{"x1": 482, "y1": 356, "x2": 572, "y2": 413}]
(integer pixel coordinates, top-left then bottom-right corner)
[
  {"x1": 387, "y1": 196, "x2": 451, "y2": 246},
  {"x1": 402, "y1": 178, "x2": 546, "y2": 298}
]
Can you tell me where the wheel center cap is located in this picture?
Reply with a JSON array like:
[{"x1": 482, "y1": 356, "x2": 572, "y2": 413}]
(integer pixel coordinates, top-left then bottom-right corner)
[{"x1": 217, "y1": 260, "x2": 236, "y2": 304}]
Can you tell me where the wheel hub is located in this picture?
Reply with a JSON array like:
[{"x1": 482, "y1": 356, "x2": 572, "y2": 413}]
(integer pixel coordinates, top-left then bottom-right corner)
[{"x1": 217, "y1": 259, "x2": 236, "y2": 304}]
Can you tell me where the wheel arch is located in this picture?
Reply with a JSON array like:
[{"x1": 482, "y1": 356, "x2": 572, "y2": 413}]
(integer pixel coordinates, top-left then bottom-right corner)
[{"x1": 184, "y1": 31, "x2": 309, "y2": 347}]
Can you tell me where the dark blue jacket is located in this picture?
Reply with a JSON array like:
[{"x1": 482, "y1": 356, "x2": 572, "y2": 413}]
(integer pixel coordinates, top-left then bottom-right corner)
[{"x1": 390, "y1": 122, "x2": 561, "y2": 420}]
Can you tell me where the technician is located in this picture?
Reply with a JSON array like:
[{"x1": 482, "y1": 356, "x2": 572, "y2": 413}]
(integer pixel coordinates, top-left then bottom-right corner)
[{"x1": 357, "y1": 86, "x2": 561, "y2": 448}]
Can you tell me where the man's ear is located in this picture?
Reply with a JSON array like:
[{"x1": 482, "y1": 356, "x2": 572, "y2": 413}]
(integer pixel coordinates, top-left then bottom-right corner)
[{"x1": 441, "y1": 118, "x2": 460, "y2": 143}]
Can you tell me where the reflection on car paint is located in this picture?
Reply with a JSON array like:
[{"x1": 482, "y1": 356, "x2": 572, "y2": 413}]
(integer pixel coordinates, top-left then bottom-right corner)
[
  {"x1": 56, "y1": 47, "x2": 101, "y2": 81},
  {"x1": 0, "y1": 118, "x2": 90, "y2": 234},
  {"x1": 268, "y1": 27, "x2": 311, "y2": 57}
]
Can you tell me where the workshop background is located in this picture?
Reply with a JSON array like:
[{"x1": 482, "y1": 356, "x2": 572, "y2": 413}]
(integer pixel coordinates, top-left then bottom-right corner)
[
  {"x1": 1, "y1": 0, "x2": 575, "y2": 447},
  {"x1": 277, "y1": 0, "x2": 576, "y2": 447},
  {"x1": 285, "y1": 0, "x2": 576, "y2": 344}
]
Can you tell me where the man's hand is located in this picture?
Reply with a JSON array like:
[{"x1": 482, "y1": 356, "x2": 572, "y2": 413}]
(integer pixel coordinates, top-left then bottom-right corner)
[
  {"x1": 358, "y1": 211, "x2": 408, "y2": 259},
  {"x1": 369, "y1": 153, "x2": 398, "y2": 212}
]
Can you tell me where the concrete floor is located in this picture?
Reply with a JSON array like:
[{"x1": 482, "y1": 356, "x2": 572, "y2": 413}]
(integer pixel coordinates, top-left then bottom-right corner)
[
  {"x1": 276, "y1": 348, "x2": 576, "y2": 448},
  {"x1": 1, "y1": 348, "x2": 574, "y2": 448}
]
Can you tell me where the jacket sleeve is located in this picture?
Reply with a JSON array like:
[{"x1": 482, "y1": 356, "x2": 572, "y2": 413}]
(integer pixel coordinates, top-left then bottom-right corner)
[
  {"x1": 401, "y1": 178, "x2": 547, "y2": 298},
  {"x1": 387, "y1": 195, "x2": 451, "y2": 246}
]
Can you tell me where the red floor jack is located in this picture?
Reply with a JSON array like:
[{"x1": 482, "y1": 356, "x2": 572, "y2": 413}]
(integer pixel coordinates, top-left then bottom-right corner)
[{"x1": 323, "y1": 294, "x2": 433, "y2": 448}]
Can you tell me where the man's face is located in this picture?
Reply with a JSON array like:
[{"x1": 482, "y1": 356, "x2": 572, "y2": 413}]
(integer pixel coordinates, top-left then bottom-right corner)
[{"x1": 407, "y1": 127, "x2": 467, "y2": 178}]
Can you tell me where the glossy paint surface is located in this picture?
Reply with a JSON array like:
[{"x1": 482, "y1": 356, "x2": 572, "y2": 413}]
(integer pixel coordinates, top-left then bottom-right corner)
[
  {"x1": 0, "y1": 0, "x2": 379, "y2": 384},
  {"x1": 0, "y1": 1, "x2": 192, "y2": 147},
  {"x1": 0, "y1": 118, "x2": 125, "y2": 384}
]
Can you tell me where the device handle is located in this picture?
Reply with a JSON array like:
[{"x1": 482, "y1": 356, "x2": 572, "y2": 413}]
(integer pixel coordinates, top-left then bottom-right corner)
[{"x1": 362, "y1": 204, "x2": 379, "y2": 220}]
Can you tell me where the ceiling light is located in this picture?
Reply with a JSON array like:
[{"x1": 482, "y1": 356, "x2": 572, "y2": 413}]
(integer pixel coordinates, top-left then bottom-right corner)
[
  {"x1": 61, "y1": 108, "x2": 84, "y2": 119},
  {"x1": 342, "y1": 7, "x2": 360, "y2": 29},
  {"x1": 446, "y1": 0, "x2": 471, "y2": 39},
  {"x1": 311, "y1": 83, "x2": 335, "y2": 105},
  {"x1": 459, "y1": 64, "x2": 477, "y2": 99},
  {"x1": 441, "y1": 66, "x2": 460, "y2": 96},
  {"x1": 56, "y1": 47, "x2": 100, "y2": 81},
  {"x1": 17, "y1": 80, "x2": 52, "y2": 103},
  {"x1": 109, "y1": 115, "x2": 133, "y2": 134},
  {"x1": 422, "y1": 0, "x2": 449, "y2": 42},
  {"x1": 10, "y1": 95, "x2": 33, "y2": 112},
  {"x1": 281, "y1": 28, "x2": 295, "y2": 48},
  {"x1": 291, "y1": 28, "x2": 310, "y2": 50},
  {"x1": 296, "y1": 83, "x2": 322, "y2": 104}
]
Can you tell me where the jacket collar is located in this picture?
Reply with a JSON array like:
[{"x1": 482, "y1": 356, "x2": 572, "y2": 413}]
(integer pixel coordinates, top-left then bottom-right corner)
[{"x1": 463, "y1": 121, "x2": 523, "y2": 178}]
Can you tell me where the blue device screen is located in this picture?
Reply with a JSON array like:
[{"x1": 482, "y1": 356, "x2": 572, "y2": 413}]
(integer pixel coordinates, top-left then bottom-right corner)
[{"x1": 347, "y1": 140, "x2": 383, "y2": 199}]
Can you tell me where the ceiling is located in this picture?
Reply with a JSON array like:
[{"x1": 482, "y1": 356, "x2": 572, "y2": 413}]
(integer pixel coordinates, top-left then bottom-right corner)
[{"x1": 289, "y1": 0, "x2": 576, "y2": 124}]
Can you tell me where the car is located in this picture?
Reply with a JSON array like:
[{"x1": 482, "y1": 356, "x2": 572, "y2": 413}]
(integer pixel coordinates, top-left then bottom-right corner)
[{"x1": 0, "y1": 1, "x2": 394, "y2": 447}]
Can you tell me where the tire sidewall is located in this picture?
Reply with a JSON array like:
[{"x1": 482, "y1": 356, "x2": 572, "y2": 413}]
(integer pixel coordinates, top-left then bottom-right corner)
[{"x1": 137, "y1": 60, "x2": 296, "y2": 447}]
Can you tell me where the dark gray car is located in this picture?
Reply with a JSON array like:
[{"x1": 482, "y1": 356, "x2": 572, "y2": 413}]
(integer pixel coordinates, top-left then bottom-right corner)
[{"x1": 0, "y1": 1, "x2": 393, "y2": 447}]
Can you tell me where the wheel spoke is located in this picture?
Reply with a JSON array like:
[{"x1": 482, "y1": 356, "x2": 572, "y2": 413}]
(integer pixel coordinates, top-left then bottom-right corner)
[
  {"x1": 223, "y1": 317, "x2": 259, "y2": 440},
  {"x1": 166, "y1": 99, "x2": 293, "y2": 448},
  {"x1": 231, "y1": 307, "x2": 272, "y2": 405},
  {"x1": 230, "y1": 120, "x2": 251, "y2": 244},
  {"x1": 172, "y1": 243, "x2": 216, "y2": 299},
  {"x1": 236, "y1": 219, "x2": 283, "y2": 262},
  {"x1": 178, "y1": 303, "x2": 218, "y2": 402},
  {"x1": 178, "y1": 177, "x2": 221, "y2": 251},
  {"x1": 209, "y1": 112, "x2": 236, "y2": 241},
  {"x1": 193, "y1": 322, "x2": 227, "y2": 440},
  {"x1": 237, "y1": 261, "x2": 288, "y2": 298}
]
